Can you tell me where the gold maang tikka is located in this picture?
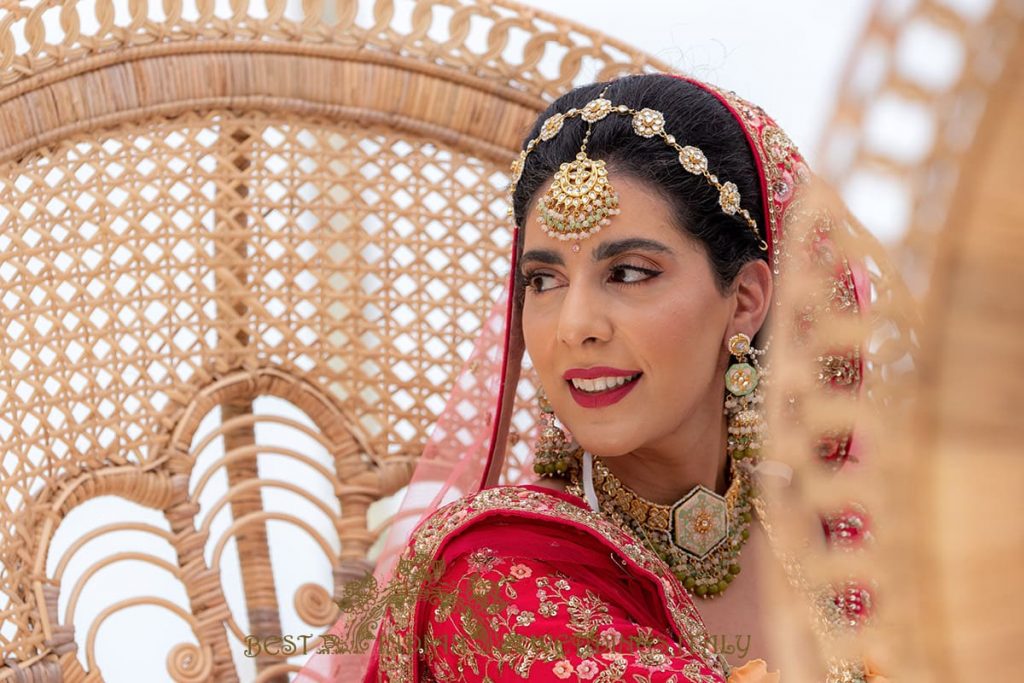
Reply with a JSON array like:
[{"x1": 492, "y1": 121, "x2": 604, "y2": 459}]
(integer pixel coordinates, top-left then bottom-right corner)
[
  {"x1": 535, "y1": 89, "x2": 620, "y2": 247},
  {"x1": 508, "y1": 87, "x2": 766, "y2": 251}
]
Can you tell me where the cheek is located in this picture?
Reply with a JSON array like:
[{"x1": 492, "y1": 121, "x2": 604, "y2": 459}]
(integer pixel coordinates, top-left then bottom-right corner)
[
  {"x1": 635, "y1": 292, "x2": 726, "y2": 377},
  {"x1": 521, "y1": 304, "x2": 554, "y2": 370}
]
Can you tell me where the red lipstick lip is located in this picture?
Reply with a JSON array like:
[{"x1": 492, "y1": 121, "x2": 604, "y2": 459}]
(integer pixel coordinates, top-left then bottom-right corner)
[
  {"x1": 563, "y1": 366, "x2": 641, "y2": 380},
  {"x1": 566, "y1": 374, "x2": 641, "y2": 409}
]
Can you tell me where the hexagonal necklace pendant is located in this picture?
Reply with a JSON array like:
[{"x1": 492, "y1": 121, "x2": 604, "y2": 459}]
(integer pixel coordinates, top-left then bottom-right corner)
[{"x1": 668, "y1": 485, "x2": 729, "y2": 559}]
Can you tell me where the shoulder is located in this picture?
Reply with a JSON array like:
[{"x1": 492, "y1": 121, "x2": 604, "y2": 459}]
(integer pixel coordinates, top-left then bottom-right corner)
[
  {"x1": 399, "y1": 485, "x2": 592, "y2": 567},
  {"x1": 415, "y1": 484, "x2": 582, "y2": 533},
  {"x1": 418, "y1": 531, "x2": 729, "y2": 682},
  {"x1": 387, "y1": 489, "x2": 727, "y2": 681}
]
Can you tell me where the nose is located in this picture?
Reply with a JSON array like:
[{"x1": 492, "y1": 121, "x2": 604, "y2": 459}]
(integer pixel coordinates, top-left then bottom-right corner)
[{"x1": 556, "y1": 280, "x2": 613, "y2": 347}]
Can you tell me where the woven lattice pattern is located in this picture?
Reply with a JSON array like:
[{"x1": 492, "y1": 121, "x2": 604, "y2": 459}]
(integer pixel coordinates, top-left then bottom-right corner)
[
  {"x1": 0, "y1": 107, "x2": 517, "y2": 659},
  {"x1": 0, "y1": 1, "x2": 670, "y2": 678},
  {"x1": 3, "y1": 111, "x2": 518, "y2": 455}
]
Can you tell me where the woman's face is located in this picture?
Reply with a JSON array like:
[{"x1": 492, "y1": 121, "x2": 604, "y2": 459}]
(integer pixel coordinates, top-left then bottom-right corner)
[{"x1": 520, "y1": 175, "x2": 751, "y2": 458}]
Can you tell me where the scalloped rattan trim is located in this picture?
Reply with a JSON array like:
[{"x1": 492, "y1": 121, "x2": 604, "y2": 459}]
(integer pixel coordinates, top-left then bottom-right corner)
[{"x1": 0, "y1": 0, "x2": 670, "y2": 96}]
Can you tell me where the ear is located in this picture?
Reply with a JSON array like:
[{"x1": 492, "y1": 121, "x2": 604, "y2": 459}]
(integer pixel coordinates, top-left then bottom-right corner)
[{"x1": 728, "y1": 258, "x2": 773, "y2": 340}]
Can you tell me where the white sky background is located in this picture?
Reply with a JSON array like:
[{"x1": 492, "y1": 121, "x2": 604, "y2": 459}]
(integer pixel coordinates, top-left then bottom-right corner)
[{"x1": 514, "y1": 0, "x2": 875, "y2": 165}]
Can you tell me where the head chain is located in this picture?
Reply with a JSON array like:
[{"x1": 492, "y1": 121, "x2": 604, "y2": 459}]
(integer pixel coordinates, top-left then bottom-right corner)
[{"x1": 507, "y1": 93, "x2": 767, "y2": 251}]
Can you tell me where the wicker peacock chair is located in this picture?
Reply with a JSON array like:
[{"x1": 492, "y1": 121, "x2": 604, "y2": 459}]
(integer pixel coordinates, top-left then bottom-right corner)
[{"x1": 0, "y1": 1, "x2": 669, "y2": 680}]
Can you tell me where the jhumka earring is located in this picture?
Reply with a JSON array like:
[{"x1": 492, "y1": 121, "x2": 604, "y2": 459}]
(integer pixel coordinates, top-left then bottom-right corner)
[
  {"x1": 532, "y1": 389, "x2": 580, "y2": 477},
  {"x1": 725, "y1": 332, "x2": 767, "y2": 461}
]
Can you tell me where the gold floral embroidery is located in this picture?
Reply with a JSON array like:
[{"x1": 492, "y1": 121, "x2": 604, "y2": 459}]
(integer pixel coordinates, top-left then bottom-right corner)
[
  {"x1": 826, "y1": 270, "x2": 860, "y2": 313},
  {"x1": 761, "y1": 126, "x2": 795, "y2": 164},
  {"x1": 818, "y1": 354, "x2": 861, "y2": 387},
  {"x1": 424, "y1": 554, "x2": 723, "y2": 682},
  {"x1": 467, "y1": 547, "x2": 500, "y2": 573},
  {"x1": 376, "y1": 486, "x2": 725, "y2": 682}
]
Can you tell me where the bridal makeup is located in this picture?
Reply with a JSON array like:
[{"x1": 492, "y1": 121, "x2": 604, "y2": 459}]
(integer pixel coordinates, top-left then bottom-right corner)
[
  {"x1": 519, "y1": 175, "x2": 736, "y2": 460},
  {"x1": 563, "y1": 366, "x2": 643, "y2": 408}
]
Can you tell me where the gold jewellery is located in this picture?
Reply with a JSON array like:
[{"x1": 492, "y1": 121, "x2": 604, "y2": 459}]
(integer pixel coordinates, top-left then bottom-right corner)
[
  {"x1": 508, "y1": 88, "x2": 766, "y2": 251},
  {"x1": 559, "y1": 332, "x2": 768, "y2": 599},
  {"x1": 572, "y1": 454, "x2": 754, "y2": 599},
  {"x1": 532, "y1": 388, "x2": 581, "y2": 477}
]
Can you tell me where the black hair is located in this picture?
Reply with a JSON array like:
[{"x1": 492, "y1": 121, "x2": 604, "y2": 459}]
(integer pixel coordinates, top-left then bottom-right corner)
[{"x1": 511, "y1": 74, "x2": 766, "y2": 294}]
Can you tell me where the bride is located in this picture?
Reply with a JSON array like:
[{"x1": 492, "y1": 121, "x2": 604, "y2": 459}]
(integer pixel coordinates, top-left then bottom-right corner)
[{"x1": 299, "y1": 73, "x2": 884, "y2": 682}]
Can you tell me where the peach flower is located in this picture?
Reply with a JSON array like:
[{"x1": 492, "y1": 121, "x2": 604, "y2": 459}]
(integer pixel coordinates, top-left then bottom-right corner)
[
  {"x1": 598, "y1": 626, "x2": 622, "y2": 648},
  {"x1": 552, "y1": 660, "x2": 574, "y2": 679},
  {"x1": 509, "y1": 563, "x2": 532, "y2": 579},
  {"x1": 576, "y1": 660, "x2": 599, "y2": 680},
  {"x1": 727, "y1": 659, "x2": 780, "y2": 683}
]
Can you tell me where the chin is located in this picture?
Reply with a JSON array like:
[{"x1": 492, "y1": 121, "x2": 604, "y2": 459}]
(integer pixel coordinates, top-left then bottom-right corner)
[{"x1": 571, "y1": 434, "x2": 634, "y2": 459}]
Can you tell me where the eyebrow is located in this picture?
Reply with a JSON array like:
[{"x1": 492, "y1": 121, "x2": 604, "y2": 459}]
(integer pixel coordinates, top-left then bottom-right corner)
[{"x1": 520, "y1": 238, "x2": 673, "y2": 267}]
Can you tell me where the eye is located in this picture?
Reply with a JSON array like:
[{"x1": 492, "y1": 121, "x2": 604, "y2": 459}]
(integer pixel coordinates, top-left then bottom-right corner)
[
  {"x1": 520, "y1": 264, "x2": 661, "y2": 293},
  {"x1": 520, "y1": 270, "x2": 560, "y2": 293},
  {"x1": 609, "y1": 264, "x2": 661, "y2": 285}
]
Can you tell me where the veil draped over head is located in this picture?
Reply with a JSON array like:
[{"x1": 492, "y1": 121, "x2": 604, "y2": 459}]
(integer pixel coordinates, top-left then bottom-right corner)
[{"x1": 295, "y1": 73, "x2": 872, "y2": 682}]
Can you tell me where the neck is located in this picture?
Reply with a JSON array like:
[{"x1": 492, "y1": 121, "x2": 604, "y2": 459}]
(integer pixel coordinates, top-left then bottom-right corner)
[{"x1": 597, "y1": 410, "x2": 730, "y2": 505}]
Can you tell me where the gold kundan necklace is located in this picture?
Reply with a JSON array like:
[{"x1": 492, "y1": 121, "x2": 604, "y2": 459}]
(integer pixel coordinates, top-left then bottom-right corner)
[{"x1": 567, "y1": 452, "x2": 756, "y2": 599}]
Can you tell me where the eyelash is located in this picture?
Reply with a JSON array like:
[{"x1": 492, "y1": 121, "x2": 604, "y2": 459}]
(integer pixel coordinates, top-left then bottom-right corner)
[{"x1": 519, "y1": 264, "x2": 662, "y2": 293}]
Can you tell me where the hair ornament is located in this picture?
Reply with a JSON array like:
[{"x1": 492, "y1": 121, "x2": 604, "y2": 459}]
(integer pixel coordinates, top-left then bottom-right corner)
[{"x1": 509, "y1": 88, "x2": 767, "y2": 251}]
